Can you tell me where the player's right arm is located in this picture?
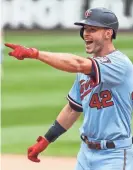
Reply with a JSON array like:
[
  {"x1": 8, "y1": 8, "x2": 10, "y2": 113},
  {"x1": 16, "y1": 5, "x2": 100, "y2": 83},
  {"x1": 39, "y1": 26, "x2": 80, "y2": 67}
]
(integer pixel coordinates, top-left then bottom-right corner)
[
  {"x1": 5, "y1": 43, "x2": 92, "y2": 75},
  {"x1": 27, "y1": 103, "x2": 81, "y2": 163}
]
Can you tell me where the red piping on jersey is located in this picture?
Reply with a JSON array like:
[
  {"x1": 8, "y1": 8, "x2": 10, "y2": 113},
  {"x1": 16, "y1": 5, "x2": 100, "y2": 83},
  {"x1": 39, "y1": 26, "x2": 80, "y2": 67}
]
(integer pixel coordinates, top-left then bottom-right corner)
[
  {"x1": 67, "y1": 95, "x2": 82, "y2": 109},
  {"x1": 89, "y1": 58, "x2": 100, "y2": 85}
]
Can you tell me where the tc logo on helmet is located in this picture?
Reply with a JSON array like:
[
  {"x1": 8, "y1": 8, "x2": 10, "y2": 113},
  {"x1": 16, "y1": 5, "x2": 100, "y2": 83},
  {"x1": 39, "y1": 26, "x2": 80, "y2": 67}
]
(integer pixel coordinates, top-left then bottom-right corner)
[{"x1": 85, "y1": 10, "x2": 92, "y2": 18}]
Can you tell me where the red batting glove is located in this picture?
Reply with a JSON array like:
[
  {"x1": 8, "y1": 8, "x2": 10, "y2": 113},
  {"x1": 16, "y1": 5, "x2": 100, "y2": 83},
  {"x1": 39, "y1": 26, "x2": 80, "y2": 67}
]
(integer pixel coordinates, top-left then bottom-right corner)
[
  {"x1": 5, "y1": 43, "x2": 39, "y2": 60},
  {"x1": 28, "y1": 136, "x2": 49, "y2": 163}
]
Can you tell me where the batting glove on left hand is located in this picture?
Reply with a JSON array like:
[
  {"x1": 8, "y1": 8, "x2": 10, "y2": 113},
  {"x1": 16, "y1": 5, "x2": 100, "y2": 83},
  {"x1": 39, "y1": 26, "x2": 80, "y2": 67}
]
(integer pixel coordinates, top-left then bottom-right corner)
[
  {"x1": 5, "y1": 43, "x2": 39, "y2": 60},
  {"x1": 28, "y1": 136, "x2": 49, "y2": 163}
]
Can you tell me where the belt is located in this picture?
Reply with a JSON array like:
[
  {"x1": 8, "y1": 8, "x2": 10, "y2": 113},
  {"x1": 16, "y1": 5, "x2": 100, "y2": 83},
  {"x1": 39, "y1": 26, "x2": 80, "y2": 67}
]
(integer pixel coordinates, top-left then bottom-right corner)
[{"x1": 81, "y1": 135, "x2": 115, "y2": 150}]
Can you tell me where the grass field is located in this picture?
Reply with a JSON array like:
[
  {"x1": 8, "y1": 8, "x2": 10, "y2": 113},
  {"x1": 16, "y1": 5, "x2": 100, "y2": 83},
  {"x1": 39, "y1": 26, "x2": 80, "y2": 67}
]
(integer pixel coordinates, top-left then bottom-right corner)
[{"x1": 2, "y1": 30, "x2": 133, "y2": 156}]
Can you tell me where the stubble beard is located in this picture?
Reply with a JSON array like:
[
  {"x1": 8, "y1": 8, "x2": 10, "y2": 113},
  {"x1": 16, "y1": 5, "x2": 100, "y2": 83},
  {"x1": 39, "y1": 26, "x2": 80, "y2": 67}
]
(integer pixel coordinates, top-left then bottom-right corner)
[{"x1": 86, "y1": 40, "x2": 104, "y2": 56}]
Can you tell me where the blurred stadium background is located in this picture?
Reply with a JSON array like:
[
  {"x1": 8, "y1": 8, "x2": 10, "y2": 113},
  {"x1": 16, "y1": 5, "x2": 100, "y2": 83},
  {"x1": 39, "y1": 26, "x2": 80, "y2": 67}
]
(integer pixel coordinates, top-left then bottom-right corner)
[{"x1": 1, "y1": 0, "x2": 133, "y2": 157}]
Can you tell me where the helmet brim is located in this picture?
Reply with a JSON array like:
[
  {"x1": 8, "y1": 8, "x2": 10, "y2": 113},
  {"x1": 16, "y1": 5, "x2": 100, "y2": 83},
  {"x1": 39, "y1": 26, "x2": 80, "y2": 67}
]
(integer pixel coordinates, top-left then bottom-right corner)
[{"x1": 74, "y1": 19, "x2": 111, "y2": 29}]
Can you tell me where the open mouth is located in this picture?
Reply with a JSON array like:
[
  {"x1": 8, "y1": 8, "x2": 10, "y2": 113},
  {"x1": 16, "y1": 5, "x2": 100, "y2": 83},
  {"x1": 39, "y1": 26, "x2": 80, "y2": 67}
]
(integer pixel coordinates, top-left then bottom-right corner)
[{"x1": 85, "y1": 40, "x2": 93, "y2": 46}]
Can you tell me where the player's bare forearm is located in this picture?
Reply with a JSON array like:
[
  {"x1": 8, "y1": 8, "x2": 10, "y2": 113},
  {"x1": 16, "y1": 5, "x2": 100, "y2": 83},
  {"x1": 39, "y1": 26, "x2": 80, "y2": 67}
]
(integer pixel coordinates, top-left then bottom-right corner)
[
  {"x1": 56, "y1": 103, "x2": 81, "y2": 130},
  {"x1": 38, "y1": 51, "x2": 92, "y2": 74},
  {"x1": 5, "y1": 43, "x2": 92, "y2": 74},
  {"x1": 27, "y1": 103, "x2": 81, "y2": 163}
]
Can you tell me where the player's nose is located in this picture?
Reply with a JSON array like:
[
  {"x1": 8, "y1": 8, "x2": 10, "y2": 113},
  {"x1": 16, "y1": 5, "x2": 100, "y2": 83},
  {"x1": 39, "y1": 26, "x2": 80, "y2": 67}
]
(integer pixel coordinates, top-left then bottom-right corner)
[{"x1": 83, "y1": 30, "x2": 92, "y2": 40}]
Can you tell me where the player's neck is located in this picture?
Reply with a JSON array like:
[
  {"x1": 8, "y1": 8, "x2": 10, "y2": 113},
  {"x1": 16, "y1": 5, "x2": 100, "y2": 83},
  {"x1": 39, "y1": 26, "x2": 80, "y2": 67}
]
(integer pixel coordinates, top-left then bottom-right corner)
[{"x1": 93, "y1": 43, "x2": 116, "y2": 57}]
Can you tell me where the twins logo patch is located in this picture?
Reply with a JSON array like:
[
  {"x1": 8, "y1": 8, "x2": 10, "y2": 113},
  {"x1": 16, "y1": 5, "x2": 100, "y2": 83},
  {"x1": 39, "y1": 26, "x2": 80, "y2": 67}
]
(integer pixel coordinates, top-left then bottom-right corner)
[
  {"x1": 85, "y1": 10, "x2": 92, "y2": 18},
  {"x1": 96, "y1": 57, "x2": 111, "y2": 63}
]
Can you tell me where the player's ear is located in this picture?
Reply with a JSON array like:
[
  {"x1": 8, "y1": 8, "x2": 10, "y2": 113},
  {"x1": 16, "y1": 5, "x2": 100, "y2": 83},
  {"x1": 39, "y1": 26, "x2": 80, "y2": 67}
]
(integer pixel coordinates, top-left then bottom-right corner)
[{"x1": 105, "y1": 29, "x2": 113, "y2": 40}]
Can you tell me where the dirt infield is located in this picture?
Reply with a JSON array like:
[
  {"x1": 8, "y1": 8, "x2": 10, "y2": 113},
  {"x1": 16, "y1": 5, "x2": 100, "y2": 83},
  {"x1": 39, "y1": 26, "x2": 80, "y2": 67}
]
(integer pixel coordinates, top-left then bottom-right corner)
[{"x1": 1, "y1": 154, "x2": 76, "y2": 170}]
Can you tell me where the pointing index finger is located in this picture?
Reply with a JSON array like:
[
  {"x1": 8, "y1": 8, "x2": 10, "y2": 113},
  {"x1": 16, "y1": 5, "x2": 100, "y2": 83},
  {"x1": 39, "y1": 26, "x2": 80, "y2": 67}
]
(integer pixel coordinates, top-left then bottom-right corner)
[{"x1": 5, "y1": 43, "x2": 19, "y2": 49}]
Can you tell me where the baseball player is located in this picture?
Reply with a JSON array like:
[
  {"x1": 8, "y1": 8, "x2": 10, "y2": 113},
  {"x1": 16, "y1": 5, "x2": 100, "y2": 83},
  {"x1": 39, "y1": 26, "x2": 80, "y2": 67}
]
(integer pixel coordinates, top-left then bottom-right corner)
[{"x1": 5, "y1": 7, "x2": 133, "y2": 170}]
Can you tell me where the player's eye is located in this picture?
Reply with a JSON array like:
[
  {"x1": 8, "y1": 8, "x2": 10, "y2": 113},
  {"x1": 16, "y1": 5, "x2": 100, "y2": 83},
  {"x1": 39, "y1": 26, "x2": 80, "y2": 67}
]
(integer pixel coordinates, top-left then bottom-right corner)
[
  {"x1": 90, "y1": 28, "x2": 97, "y2": 32},
  {"x1": 84, "y1": 27, "x2": 87, "y2": 30},
  {"x1": 84, "y1": 27, "x2": 98, "y2": 33}
]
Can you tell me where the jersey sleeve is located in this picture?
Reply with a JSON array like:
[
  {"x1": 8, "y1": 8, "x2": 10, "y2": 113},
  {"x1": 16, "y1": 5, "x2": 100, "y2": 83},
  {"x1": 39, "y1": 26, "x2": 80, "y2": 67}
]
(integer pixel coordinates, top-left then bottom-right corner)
[
  {"x1": 67, "y1": 74, "x2": 83, "y2": 112},
  {"x1": 89, "y1": 55, "x2": 128, "y2": 86}
]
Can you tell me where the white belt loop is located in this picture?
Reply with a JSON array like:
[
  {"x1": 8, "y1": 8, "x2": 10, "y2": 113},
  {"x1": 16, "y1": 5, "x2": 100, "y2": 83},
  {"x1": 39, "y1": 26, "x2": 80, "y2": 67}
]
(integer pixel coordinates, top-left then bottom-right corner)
[{"x1": 101, "y1": 140, "x2": 107, "y2": 149}]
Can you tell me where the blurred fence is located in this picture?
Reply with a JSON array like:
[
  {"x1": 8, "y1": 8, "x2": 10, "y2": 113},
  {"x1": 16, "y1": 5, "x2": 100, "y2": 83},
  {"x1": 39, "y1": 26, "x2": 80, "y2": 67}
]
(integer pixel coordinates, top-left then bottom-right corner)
[{"x1": 2, "y1": 0, "x2": 133, "y2": 30}]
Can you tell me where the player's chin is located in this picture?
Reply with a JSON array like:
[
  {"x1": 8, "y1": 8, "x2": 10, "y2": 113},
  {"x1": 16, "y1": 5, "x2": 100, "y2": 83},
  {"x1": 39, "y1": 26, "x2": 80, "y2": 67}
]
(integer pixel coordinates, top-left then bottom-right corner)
[{"x1": 86, "y1": 48, "x2": 94, "y2": 54}]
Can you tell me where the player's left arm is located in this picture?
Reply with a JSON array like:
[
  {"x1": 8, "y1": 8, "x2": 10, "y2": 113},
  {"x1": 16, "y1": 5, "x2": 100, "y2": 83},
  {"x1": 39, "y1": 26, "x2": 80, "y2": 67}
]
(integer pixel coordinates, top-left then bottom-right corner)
[
  {"x1": 27, "y1": 103, "x2": 81, "y2": 162},
  {"x1": 5, "y1": 43, "x2": 92, "y2": 74}
]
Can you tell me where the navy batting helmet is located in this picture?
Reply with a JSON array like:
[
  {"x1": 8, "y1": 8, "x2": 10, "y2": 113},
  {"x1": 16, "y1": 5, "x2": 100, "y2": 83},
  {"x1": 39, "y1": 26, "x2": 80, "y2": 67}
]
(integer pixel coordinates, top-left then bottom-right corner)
[{"x1": 74, "y1": 7, "x2": 119, "y2": 39}]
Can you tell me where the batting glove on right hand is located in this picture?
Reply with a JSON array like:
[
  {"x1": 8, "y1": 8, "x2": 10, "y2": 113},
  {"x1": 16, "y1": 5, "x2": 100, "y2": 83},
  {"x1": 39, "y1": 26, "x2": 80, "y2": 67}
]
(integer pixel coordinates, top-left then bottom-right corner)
[
  {"x1": 5, "y1": 43, "x2": 39, "y2": 60},
  {"x1": 27, "y1": 136, "x2": 49, "y2": 163}
]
